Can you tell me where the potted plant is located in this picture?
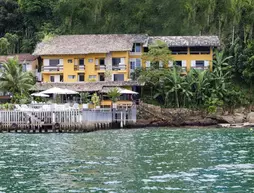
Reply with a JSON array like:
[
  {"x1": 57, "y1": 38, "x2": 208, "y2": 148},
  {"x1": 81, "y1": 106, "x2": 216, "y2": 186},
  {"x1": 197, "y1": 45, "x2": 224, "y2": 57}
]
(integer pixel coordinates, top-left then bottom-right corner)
[
  {"x1": 91, "y1": 93, "x2": 100, "y2": 109},
  {"x1": 80, "y1": 92, "x2": 90, "y2": 109},
  {"x1": 107, "y1": 88, "x2": 121, "y2": 109}
]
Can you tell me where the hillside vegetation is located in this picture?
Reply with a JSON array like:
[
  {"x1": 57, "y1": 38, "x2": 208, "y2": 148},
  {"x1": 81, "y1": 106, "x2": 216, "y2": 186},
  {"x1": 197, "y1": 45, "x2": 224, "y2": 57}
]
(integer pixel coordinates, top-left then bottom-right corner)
[{"x1": 1, "y1": 0, "x2": 254, "y2": 110}]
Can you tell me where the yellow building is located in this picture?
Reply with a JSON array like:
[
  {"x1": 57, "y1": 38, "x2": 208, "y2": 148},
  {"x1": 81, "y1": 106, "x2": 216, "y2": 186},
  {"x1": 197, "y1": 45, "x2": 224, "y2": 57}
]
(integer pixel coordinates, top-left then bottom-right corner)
[{"x1": 33, "y1": 34, "x2": 220, "y2": 83}]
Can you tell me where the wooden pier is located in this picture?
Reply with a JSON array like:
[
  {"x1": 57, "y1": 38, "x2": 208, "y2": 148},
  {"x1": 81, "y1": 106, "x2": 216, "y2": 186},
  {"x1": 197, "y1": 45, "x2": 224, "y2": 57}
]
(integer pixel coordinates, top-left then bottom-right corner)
[{"x1": 0, "y1": 106, "x2": 136, "y2": 133}]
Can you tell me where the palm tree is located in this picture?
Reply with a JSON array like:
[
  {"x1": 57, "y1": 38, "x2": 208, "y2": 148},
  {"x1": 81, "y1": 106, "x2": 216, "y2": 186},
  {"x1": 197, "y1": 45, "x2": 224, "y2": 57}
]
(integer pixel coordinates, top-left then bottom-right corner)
[
  {"x1": 212, "y1": 51, "x2": 233, "y2": 100},
  {"x1": 191, "y1": 68, "x2": 211, "y2": 106},
  {"x1": 164, "y1": 66, "x2": 188, "y2": 108},
  {"x1": 0, "y1": 58, "x2": 35, "y2": 97},
  {"x1": 107, "y1": 88, "x2": 121, "y2": 103}
]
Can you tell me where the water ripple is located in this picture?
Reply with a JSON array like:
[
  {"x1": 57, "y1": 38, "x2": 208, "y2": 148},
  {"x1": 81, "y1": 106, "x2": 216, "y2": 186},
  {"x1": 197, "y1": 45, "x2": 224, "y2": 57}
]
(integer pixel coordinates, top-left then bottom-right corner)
[{"x1": 0, "y1": 128, "x2": 253, "y2": 192}]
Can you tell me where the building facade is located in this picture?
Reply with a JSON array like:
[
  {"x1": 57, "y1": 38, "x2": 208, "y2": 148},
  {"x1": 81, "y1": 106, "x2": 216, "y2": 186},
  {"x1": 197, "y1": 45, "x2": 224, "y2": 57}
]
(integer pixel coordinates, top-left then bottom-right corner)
[{"x1": 33, "y1": 34, "x2": 220, "y2": 83}]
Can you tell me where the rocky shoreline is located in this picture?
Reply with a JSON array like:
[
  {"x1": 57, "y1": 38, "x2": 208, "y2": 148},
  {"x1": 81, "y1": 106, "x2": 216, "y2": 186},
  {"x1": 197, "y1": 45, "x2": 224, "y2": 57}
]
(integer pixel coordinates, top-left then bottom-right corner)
[{"x1": 134, "y1": 103, "x2": 254, "y2": 128}]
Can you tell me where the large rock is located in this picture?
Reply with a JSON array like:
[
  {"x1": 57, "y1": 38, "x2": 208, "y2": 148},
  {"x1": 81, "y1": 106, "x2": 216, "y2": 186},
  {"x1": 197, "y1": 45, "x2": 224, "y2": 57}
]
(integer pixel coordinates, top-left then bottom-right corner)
[
  {"x1": 234, "y1": 113, "x2": 245, "y2": 123},
  {"x1": 247, "y1": 112, "x2": 254, "y2": 123}
]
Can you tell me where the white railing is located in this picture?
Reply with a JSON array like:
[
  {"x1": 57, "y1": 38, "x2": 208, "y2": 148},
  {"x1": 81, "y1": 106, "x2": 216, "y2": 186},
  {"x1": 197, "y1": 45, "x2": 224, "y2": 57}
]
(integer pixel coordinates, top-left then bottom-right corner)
[
  {"x1": 0, "y1": 109, "x2": 82, "y2": 129},
  {"x1": 130, "y1": 52, "x2": 142, "y2": 56},
  {"x1": 42, "y1": 65, "x2": 64, "y2": 72},
  {"x1": 112, "y1": 64, "x2": 126, "y2": 70}
]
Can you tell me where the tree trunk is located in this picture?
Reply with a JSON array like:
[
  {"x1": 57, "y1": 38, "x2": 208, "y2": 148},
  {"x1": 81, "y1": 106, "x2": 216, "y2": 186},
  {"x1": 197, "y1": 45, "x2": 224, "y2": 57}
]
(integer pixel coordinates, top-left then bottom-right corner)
[
  {"x1": 232, "y1": 25, "x2": 235, "y2": 45},
  {"x1": 175, "y1": 90, "x2": 179, "y2": 108}
]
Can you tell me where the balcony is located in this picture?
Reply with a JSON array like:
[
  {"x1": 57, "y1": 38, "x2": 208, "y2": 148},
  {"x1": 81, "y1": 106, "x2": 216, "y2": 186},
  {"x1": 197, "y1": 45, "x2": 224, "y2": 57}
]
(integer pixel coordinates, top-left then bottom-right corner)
[
  {"x1": 112, "y1": 63, "x2": 126, "y2": 71},
  {"x1": 74, "y1": 65, "x2": 85, "y2": 71},
  {"x1": 190, "y1": 51, "x2": 210, "y2": 55},
  {"x1": 130, "y1": 52, "x2": 142, "y2": 56},
  {"x1": 192, "y1": 66, "x2": 209, "y2": 70},
  {"x1": 95, "y1": 65, "x2": 106, "y2": 71},
  {"x1": 42, "y1": 65, "x2": 63, "y2": 72}
]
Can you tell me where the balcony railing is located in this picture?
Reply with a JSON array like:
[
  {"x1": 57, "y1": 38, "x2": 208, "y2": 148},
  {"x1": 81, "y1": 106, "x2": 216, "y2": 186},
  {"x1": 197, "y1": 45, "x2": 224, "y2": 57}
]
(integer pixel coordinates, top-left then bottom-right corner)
[
  {"x1": 112, "y1": 64, "x2": 126, "y2": 71},
  {"x1": 95, "y1": 65, "x2": 106, "y2": 71},
  {"x1": 171, "y1": 51, "x2": 188, "y2": 55},
  {"x1": 190, "y1": 51, "x2": 210, "y2": 55},
  {"x1": 42, "y1": 65, "x2": 63, "y2": 72},
  {"x1": 130, "y1": 52, "x2": 142, "y2": 56},
  {"x1": 192, "y1": 66, "x2": 209, "y2": 70},
  {"x1": 74, "y1": 65, "x2": 85, "y2": 71}
]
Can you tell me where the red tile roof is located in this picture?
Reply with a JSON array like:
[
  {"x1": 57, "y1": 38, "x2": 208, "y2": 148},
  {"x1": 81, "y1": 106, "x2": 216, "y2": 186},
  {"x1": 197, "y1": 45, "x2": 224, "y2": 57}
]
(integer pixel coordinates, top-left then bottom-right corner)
[{"x1": 0, "y1": 54, "x2": 37, "y2": 63}]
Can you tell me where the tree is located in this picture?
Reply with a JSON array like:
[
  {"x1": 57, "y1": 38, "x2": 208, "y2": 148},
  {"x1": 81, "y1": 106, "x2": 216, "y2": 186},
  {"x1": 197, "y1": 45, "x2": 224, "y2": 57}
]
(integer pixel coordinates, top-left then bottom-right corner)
[
  {"x1": 142, "y1": 40, "x2": 172, "y2": 69},
  {"x1": 107, "y1": 88, "x2": 121, "y2": 103},
  {"x1": 0, "y1": 58, "x2": 35, "y2": 98},
  {"x1": 0, "y1": 37, "x2": 9, "y2": 55}
]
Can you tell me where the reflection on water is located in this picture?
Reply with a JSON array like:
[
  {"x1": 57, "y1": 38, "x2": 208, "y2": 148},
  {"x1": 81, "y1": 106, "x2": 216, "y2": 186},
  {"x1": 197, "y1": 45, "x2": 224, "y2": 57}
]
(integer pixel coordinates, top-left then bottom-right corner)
[{"x1": 0, "y1": 128, "x2": 253, "y2": 192}]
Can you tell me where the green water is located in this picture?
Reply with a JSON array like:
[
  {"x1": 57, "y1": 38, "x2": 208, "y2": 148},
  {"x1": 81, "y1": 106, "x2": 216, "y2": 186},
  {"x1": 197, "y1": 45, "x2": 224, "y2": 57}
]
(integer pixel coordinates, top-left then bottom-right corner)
[{"x1": 0, "y1": 128, "x2": 253, "y2": 192}]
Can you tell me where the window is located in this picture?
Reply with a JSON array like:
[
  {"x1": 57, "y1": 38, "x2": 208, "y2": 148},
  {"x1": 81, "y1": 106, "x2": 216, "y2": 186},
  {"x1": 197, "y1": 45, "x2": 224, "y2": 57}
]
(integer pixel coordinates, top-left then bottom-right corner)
[
  {"x1": 130, "y1": 59, "x2": 141, "y2": 70},
  {"x1": 22, "y1": 64, "x2": 27, "y2": 72},
  {"x1": 99, "y1": 73, "x2": 105, "y2": 81},
  {"x1": 170, "y1": 47, "x2": 188, "y2": 55},
  {"x1": 99, "y1": 58, "x2": 105, "y2": 65},
  {"x1": 50, "y1": 76, "x2": 55, "y2": 82},
  {"x1": 190, "y1": 47, "x2": 210, "y2": 54},
  {"x1": 196, "y1": 60, "x2": 205, "y2": 67},
  {"x1": 112, "y1": 58, "x2": 121, "y2": 65},
  {"x1": 132, "y1": 43, "x2": 141, "y2": 52},
  {"x1": 49, "y1": 59, "x2": 59, "y2": 66},
  {"x1": 68, "y1": 59, "x2": 73, "y2": 63},
  {"x1": 113, "y1": 74, "x2": 124, "y2": 81},
  {"x1": 79, "y1": 59, "x2": 84, "y2": 65},
  {"x1": 175, "y1": 61, "x2": 182, "y2": 67},
  {"x1": 78, "y1": 73, "x2": 84, "y2": 82},
  {"x1": 68, "y1": 75, "x2": 76, "y2": 79},
  {"x1": 60, "y1": 75, "x2": 63, "y2": 82},
  {"x1": 88, "y1": 59, "x2": 93, "y2": 63}
]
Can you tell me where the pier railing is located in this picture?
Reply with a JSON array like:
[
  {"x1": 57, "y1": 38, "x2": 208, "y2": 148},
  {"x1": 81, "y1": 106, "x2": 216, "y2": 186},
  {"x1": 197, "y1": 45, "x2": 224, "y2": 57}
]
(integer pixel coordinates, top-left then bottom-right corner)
[{"x1": 0, "y1": 107, "x2": 137, "y2": 133}]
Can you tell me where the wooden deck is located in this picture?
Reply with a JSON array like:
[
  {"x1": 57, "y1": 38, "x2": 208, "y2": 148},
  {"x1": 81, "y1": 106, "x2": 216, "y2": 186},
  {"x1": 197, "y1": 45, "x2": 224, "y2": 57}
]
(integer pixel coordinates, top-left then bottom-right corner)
[{"x1": 0, "y1": 107, "x2": 136, "y2": 133}]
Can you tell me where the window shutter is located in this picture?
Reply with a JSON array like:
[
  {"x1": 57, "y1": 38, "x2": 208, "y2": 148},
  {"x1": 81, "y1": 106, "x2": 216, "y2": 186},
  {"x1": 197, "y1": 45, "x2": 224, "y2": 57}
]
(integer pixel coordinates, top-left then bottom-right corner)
[
  {"x1": 44, "y1": 59, "x2": 49, "y2": 66},
  {"x1": 55, "y1": 75, "x2": 60, "y2": 82},
  {"x1": 182, "y1": 60, "x2": 187, "y2": 67},
  {"x1": 95, "y1": 59, "x2": 99, "y2": 65},
  {"x1": 75, "y1": 59, "x2": 78, "y2": 65},
  {"x1": 26, "y1": 64, "x2": 32, "y2": 71},
  {"x1": 146, "y1": 61, "x2": 151, "y2": 68},
  {"x1": 136, "y1": 58, "x2": 141, "y2": 68},
  {"x1": 159, "y1": 61, "x2": 163, "y2": 68},
  {"x1": 59, "y1": 59, "x2": 63, "y2": 66},
  {"x1": 168, "y1": 60, "x2": 173, "y2": 67},
  {"x1": 191, "y1": 60, "x2": 196, "y2": 67},
  {"x1": 204, "y1": 60, "x2": 210, "y2": 67},
  {"x1": 120, "y1": 58, "x2": 125, "y2": 64}
]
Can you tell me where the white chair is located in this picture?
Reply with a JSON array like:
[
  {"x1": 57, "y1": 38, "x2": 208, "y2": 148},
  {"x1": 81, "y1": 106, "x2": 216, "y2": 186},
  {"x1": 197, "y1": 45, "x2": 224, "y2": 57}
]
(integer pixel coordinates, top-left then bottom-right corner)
[{"x1": 73, "y1": 103, "x2": 79, "y2": 110}]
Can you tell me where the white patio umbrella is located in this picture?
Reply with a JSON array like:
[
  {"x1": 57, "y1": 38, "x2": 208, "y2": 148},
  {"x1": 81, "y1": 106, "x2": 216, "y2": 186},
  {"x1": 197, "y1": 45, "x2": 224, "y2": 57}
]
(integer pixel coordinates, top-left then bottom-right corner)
[
  {"x1": 41, "y1": 87, "x2": 78, "y2": 95},
  {"x1": 63, "y1": 89, "x2": 79, "y2": 94},
  {"x1": 119, "y1": 88, "x2": 139, "y2": 95},
  {"x1": 31, "y1": 92, "x2": 50, "y2": 97}
]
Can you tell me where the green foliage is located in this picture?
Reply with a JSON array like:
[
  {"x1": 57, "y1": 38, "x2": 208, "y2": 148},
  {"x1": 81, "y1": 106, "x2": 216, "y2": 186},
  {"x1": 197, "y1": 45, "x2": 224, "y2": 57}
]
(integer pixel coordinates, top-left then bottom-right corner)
[
  {"x1": 204, "y1": 95, "x2": 223, "y2": 114},
  {"x1": 80, "y1": 92, "x2": 90, "y2": 104},
  {"x1": 91, "y1": 93, "x2": 100, "y2": 106},
  {"x1": 0, "y1": 58, "x2": 35, "y2": 99},
  {"x1": 55, "y1": 94, "x2": 61, "y2": 104},
  {"x1": 11, "y1": 93, "x2": 31, "y2": 104},
  {"x1": 138, "y1": 50, "x2": 248, "y2": 111},
  {"x1": 142, "y1": 40, "x2": 172, "y2": 69},
  {"x1": 104, "y1": 70, "x2": 112, "y2": 80},
  {"x1": 107, "y1": 88, "x2": 121, "y2": 103},
  {"x1": 0, "y1": 0, "x2": 254, "y2": 56},
  {"x1": 0, "y1": 103, "x2": 15, "y2": 110}
]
